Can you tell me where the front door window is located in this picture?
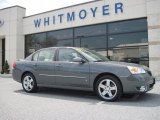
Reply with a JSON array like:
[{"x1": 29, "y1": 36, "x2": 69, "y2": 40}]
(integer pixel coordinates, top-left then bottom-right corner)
[{"x1": 58, "y1": 48, "x2": 82, "y2": 62}]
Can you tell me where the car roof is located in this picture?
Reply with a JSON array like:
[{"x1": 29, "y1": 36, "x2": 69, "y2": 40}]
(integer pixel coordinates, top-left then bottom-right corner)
[
  {"x1": 27, "y1": 47, "x2": 82, "y2": 59},
  {"x1": 40, "y1": 47, "x2": 81, "y2": 50}
]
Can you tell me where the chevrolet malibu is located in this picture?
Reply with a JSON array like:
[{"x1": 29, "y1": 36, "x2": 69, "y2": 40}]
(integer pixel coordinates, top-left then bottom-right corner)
[{"x1": 12, "y1": 47, "x2": 155, "y2": 101}]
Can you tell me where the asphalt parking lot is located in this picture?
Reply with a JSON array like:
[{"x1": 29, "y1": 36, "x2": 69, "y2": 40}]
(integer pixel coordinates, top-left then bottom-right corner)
[{"x1": 0, "y1": 78, "x2": 160, "y2": 120}]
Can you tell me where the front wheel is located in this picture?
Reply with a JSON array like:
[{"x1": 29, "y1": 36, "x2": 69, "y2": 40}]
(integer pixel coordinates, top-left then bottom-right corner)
[
  {"x1": 95, "y1": 75, "x2": 122, "y2": 102},
  {"x1": 22, "y1": 73, "x2": 38, "y2": 93}
]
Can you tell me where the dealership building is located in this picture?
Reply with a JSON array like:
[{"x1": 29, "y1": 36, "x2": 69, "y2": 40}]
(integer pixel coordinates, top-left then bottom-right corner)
[{"x1": 0, "y1": 0, "x2": 160, "y2": 76}]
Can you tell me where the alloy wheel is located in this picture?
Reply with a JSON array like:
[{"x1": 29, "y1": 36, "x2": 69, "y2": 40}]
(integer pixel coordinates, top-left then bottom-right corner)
[
  {"x1": 23, "y1": 76, "x2": 34, "y2": 91},
  {"x1": 98, "y1": 79, "x2": 118, "y2": 100}
]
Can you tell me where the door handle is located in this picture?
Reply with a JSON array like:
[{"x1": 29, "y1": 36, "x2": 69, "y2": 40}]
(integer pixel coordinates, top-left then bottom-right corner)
[
  {"x1": 55, "y1": 64, "x2": 63, "y2": 68},
  {"x1": 33, "y1": 63, "x2": 37, "y2": 67}
]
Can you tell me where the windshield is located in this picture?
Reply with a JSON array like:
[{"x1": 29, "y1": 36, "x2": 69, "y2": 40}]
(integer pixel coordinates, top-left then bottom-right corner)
[{"x1": 77, "y1": 48, "x2": 109, "y2": 62}]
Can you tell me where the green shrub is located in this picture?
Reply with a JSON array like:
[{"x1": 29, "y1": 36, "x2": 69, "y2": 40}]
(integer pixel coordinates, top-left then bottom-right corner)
[
  {"x1": 3, "y1": 60, "x2": 10, "y2": 74},
  {"x1": 1, "y1": 70, "x2": 4, "y2": 74}
]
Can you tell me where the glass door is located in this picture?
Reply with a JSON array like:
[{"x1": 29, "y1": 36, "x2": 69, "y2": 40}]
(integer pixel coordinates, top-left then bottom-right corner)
[{"x1": 2, "y1": 38, "x2": 5, "y2": 67}]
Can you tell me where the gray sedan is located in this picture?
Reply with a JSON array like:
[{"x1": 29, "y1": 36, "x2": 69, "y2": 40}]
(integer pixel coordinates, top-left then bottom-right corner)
[{"x1": 12, "y1": 47, "x2": 155, "y2": 101}]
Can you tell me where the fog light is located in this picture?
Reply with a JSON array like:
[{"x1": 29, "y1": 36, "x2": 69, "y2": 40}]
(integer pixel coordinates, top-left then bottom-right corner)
[{"x1": 139, "y1": 86, "x2": 146, "y2": 92}]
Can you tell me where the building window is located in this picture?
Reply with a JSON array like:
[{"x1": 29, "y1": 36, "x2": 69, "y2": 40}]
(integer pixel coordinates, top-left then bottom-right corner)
[
  {"x1": 108, "y1": 46, "x2": 149, "y2": 66},
  {"x1": 25, "y1": 18, "x2": 148, "y2": 66},
  {"x1": 47, "y1": 29, "x2": 73, "y2": 40},
  {"x1": 25, "y1": 33, "x2": 46, "y2": 57},
  {"x1": 74, "y1": 24, "x2": 107, "y2": 56},
  {"x1": 108, "y1": 19, "x2": 148, "y2": 66},
  {"x1": 108, "y1": 19, "x2": 147, "y2": 34},
  {"x1": 46, "y1": 29, "x2": 73, "y2": 47},
  {"x1": 74, "y1": 36, "x2": 107, "y2": 49},
  {"x1": 56, "y1": 39, "x2": 73, "y2": 47},
  {"x1": 108, "y1": 32, "x2": 148, "y2": 48},
  {"x1": 74, "y1": 24, "x2": 106, "y2": 37}
]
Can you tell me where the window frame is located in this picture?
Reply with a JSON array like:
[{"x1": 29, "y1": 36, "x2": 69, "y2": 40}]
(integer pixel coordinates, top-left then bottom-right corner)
[{"x1": 32, "y1": 51, "x2": 39, "y2": 61}]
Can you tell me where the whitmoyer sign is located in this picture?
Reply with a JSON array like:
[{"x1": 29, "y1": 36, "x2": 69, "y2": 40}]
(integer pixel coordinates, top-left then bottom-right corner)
[{"x1": 34, "y1": 2, "x2": 123, "y2": 28}]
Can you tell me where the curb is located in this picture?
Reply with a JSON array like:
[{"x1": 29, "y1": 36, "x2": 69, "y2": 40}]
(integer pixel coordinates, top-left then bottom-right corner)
[
  {"x1": 155, "y1": 77, "x2": 160, "y2": 81},
  {"x1": 0, "y1": 74, "x2": 12, "y2": 78}
]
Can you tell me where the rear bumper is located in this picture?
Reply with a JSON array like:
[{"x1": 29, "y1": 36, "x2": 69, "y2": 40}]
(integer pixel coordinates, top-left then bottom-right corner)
[
  {"x1": 12, "y1": 69, "x2": 22, "y2": 83},
  {"x1": 120, "y1": 74, "x2": 155, "y2": 93}
]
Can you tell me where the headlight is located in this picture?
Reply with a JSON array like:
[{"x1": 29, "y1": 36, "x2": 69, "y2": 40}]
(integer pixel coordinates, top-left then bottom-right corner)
[{"x1": 127, "y1": 66, "x2": 146, "y2": 74}]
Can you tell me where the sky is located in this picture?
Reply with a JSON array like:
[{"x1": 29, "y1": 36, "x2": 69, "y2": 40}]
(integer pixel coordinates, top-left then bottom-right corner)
[{"x1": 0, "y1": 0, "x2": 93, "y2": 16}]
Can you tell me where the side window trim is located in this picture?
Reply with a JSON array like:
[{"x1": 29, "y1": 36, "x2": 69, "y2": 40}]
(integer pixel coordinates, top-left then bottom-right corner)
[
  {"x1": 52, "y1": 48, "x2": 57, "y2": 61},
  {"x1": 71, "y1": 48, "x2": 89, "y2": 62},
  {"x1": 32, "y1": 51, "x2": 40, "y2": 61}
]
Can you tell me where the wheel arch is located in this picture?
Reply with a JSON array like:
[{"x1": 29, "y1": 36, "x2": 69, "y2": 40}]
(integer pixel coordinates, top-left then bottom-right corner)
[
  {"x1": 93, "y1": 72, "x2": 123, "y2": 92},
  {"x1": 21, "y1": 71, "x2": 35, "y2": 82}
]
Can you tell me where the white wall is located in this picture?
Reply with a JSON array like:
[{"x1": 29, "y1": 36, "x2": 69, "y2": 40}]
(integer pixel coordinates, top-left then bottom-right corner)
[
  {"x1": 147, "y1": 0, "x2": 160, "y2": 77},
  {"x1": 23, "y1": 0, "x2": 147, "y2": 34},
  {"x1": 0, "y1": 6, "x2": 26, "y2": 71}
]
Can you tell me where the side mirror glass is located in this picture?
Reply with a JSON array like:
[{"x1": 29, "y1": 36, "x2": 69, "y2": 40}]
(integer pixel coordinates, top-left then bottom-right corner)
[{"x1": 73, "y1": 57, "x2": 85, "y2": 63}]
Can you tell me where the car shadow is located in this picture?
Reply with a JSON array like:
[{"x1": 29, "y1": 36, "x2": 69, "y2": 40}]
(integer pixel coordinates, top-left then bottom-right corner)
[{"x1": 14, "y1": 87, "x2": 160, "y2": 107}]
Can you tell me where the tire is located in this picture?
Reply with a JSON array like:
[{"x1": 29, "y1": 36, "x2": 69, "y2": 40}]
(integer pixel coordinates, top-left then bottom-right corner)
[
  {"x1": 22, "y1": 73, "x2": 38, "y2": 93},
  {"x1": 95, "y1": 75, "x2": 122, "y2": 102}
]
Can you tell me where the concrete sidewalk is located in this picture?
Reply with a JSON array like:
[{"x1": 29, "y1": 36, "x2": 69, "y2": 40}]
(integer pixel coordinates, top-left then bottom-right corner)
[
  {"x1": 156, "y1": 77, "x2": 160, "y2": 81},
  {"x1": 0, "y1": 74, "x2": 12, "y2": 78}
]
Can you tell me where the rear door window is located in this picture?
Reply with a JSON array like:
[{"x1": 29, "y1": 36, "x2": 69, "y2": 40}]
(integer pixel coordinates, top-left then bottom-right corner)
[{"x1": 38, "y1": 49, "x2": 56, "y2": 62}]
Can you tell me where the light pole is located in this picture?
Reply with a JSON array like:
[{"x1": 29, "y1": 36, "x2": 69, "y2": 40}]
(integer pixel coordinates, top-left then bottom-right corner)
[{"x1": 77, "y1": 35, "x2": 84, "y2": 47}]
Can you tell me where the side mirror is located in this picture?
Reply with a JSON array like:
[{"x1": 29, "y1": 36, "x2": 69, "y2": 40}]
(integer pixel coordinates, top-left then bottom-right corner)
[{"x1": 73, "y1": 57, "x2": 86, "y2": 63}]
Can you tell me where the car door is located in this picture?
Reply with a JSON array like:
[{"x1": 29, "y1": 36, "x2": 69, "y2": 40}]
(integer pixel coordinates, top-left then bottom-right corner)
[
  {"x1": 55, "y1": 48, "x2": 90, "y2": 87},
  {"x1": 34, "y1": 48, "x2": 56, "y2": 85}
]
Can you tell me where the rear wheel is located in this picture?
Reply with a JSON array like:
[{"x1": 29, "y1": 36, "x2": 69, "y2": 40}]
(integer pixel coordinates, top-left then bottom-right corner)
[
  {"x1": 22, "y1": 73, "x2": 38, "y2": 93},
  {"x1": 95, "y1": 75, "x2": 122, "y2": 102}
]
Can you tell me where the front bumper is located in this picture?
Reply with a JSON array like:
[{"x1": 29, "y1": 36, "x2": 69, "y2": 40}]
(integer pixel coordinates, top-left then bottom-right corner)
[
  {"x1": 135, "y1": 78, "x2": 155, "y2": 92},
  {"x1": 120, "y1": 73, "x2": 155, "y2": 93}
]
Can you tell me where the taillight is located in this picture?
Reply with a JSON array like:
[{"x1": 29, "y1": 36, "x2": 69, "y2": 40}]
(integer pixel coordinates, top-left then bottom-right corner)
[{"x1": 13, "y1": 62, "x2": 16, "y2": 69}]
